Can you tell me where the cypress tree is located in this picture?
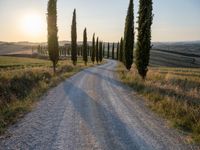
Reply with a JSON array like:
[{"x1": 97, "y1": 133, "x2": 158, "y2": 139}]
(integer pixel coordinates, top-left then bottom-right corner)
[
  {"x1": 77, "y1": 45, "x2": 80, "y2": 56},
  {"x1": 71, "y1": 9, "x2": 77, "y2": 66},
  {"x1": 91, "y1": 33, "x2": 95, "y2": 64},
  {"x1": 135, "y1": 0, "x2": 153, "y2": 79},
  {"x1": 83, "y1": 28, "x2": 88, "y2": 65},
  {"x1": 37, "y1": 45, "x2": 41, "y2": 55},
  {"x1": 80, "y1": 46, "x2": 83, "y2": 56},
  {"x1": 103, "y1": 43, "x2": 105, "y2": 58},
  {"x1": 47, "y1": 0, "x2": 59, "y2": 74},
  {"x1": 107, "y1": 42, "x2": 110, "y2": 58},
  {"x1": 99, "y1": 42, "x2": 103, "y2": 62},
  {"x1": 123, "y1": 0, "x2": 134, "y2": 70},
  {"x1": 117, "y1": 42, "x2": 119, "y2": 60},
  {"x1": 119, "y1": 38, "x2": 124, "y2": 62},
  {"x1": 112, "y1": 43, "x2": 115, "y2": 59},
  {"x1": 67, "y1": 47, "x2": 70, "y2": 56},
  {"x1": 90, "y1": 45, "x2": 92, "y2": 57},
  {"x1": 96, "y1": 37, "x2": 99, "y2": 64},
  {"x1": 87, "y1": 44, "x2": 90, "y2": 56}
]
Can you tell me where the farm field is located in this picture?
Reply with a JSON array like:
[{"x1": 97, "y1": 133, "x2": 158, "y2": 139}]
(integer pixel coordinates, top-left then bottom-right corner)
[
  {"x1": 150, "y1": 49, "x2": 200, "y2": 68},
  {"x1": 0, "y1": 56, "x2": 50, "y2": 68},
  {"x1": 149, "y1": 42, "x2": 200, "y2": 68}
]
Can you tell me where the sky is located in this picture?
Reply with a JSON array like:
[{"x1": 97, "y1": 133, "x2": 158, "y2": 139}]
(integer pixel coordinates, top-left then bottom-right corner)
[{"x1": 0, "y1": 0, "x2": 200, "y2": 42}]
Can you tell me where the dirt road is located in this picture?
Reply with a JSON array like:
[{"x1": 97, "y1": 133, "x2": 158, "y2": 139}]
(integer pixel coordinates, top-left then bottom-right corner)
[{"x1": 0, "y1": 60, "x2": 197, "y2": 150}]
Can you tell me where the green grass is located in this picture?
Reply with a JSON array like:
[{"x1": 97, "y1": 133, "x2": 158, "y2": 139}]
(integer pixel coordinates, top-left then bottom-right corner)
[
  {"x1": 117, "y1": 62, "x2": 200, "y2": 143},
  {"x1": 0, "y1": 56, "x2": 50, "y2": 68},
  {"x1": 0, "y1": 56, "x2": 97, "y2": 134}
]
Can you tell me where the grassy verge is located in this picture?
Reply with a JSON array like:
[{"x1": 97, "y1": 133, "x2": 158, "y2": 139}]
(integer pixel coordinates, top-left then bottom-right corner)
[
  {"x1": 117, "y1": 62, "x2": 200, "y2": 143},
  {"x1": 0, "y1": 56, "x2": 97, "y2": 134}
]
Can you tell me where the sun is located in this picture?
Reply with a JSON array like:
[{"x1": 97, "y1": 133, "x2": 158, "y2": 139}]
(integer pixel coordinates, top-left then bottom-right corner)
[{"x1": 21, "y1": 13, "x2": 45, "y2": 36}]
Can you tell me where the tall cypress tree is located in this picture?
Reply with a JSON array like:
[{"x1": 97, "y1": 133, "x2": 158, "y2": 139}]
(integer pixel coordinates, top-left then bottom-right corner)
[
  {"x1": 47, "y1": 0, "x2": 59, "y2": 74},
  {"x1": 91, "y1": 33, "x2": 95, "y2": 64},
  {"x1": 119, "y1": 38, "x2": 124, "y2": 62},
  {"x1": 71, "y1": 9, "x2": 77, "y2": 66},
  {"x1": 103, "y1": 43, "x2": 105, "y2": 58},
  {"x1": 107, "y1": 42, "x2": 110, "y2": 59},
  {"x1": 102, "y1": 43, "x2": 104, "y2": 58},
  {"x1": 87, "y1": 44, "x2": 90, "y2": 56},
  {"x1": 117, "y1": 42, "x2": 119, "y2": 60},
  {"x1": 83, "y1": 28, "x2": 88, "y2": 65},
  {"x1": 123, "y1": 0, "x2": 134, "y2": 70},
  {"x1": 99, "y1": 42, "x2": 103, "y2": 62},
  {"x1": 96, "y1": 37, "x2": 99, "y2": 63},
  {"x1": 112, "y1": 43, "x2": 115, "y2": 59},
  {"x1": 136, "y1": 0, "x2": 153, "y2": 79},
  {"x1": 77, "y1": 46, "x2": 80, "y2": 56}
]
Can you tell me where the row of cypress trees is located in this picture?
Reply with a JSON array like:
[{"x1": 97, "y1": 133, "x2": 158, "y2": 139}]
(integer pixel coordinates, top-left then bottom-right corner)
[
  {"x1": 90, "y1": 34, "x2": 104, "y2": 64},
  {"x1": 47, "y1": 0, "x2": 153, "y2": 78},
  {"x1": 71, "y1": 9, "x2": 105, "y2": 66},
  {"x1": 121, "y1": 0, "x2": 153, "y2": 79},
  {"x1": 47, "y1": 0, "x2": 104, "y2": 73},
  {"x1": 105, "y1": 42, "x2": 120, "y2": 60}
]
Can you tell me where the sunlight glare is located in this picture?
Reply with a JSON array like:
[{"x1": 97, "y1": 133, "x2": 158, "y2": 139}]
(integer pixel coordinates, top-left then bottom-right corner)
[{"x1": 21, "y1": 13, "x2": 45, "y2": 37}]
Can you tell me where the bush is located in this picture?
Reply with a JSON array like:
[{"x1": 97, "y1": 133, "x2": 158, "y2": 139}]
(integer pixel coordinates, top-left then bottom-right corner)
[{"x1": 0, "y1": 70, "x2": 52, "y2": 106}]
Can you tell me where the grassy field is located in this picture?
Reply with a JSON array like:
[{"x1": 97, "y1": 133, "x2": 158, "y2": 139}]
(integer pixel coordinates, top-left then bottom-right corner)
[
  {"x1": 150, "y1": 49, "x2": 200, "y2": 68},
  {"x1": 0, "y1": 56, "x2": 50, "y2": 68},
  {"x1": 150, "y1": 42, "x2": 200, "y2": 68},
  {"x1": 0, "y1": 56, "x2": 96, "y2": 134},
  {"x1": 117, "y1": 63, "x2": 200, "y2": 143}
]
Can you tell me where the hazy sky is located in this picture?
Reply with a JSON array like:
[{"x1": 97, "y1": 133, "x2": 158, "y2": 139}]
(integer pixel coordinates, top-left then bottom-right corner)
[{"x1": 0, "y1": 0, "x2": 200, "y2": 42}]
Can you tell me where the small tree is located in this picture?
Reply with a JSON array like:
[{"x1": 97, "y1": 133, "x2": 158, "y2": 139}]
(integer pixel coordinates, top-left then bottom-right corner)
[
  {"x1": 71, "y1": 9, "x2": 77, "y2": 66},
  {"x1": 103, "y1": 43, "x2": 105, "y2": 58},
  {"x1": 123, "y1": 0, "x2": 134, "y2": 70},
  {"x1": 135, "y1": 0, "x2": 153, "y2": 79},
  {"x1": 96, "y1": 37, "x2": 99, "y2": 64},
  {"x1": 119, "y1": 38, "x2": 124, "y2": 62},
  {"x1": 91, "y1": 33, "x2": 95, "y2": 64},
  {"x1": 83, "y1": 28, "x2": 88, "y2": 65},
  {"x1": 47, "y1": 0, "x2": 59, "y2": 74},
  {"x1": 99, "y1": 41, "x2": 103, "y2": 62},
  {"x1": 87, "y1": 44, "x2": 90, "y2": 56},
  {"x1": 117, "y1": 42, "x2": 119, "y2": 60},
  {"x1": 107, "y1": 42, "x2": 110, "y2": 59},
  {"x1": 112, "y1": 43, "x2": 115, "y2": 59}
]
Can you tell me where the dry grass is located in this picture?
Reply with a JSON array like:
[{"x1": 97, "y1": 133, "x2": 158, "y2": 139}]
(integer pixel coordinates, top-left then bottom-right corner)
[
  {"x1": 117, "y1": 62, "x2": 200, "y2": 143},
  {"x1": 0, "y1": 56, "x2": 97, "y2": 134}
]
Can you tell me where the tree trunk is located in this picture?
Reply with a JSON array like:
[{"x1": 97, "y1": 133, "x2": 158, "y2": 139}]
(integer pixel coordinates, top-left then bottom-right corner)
[{"x1": 53, "y1": 62, "x2": 56, "y2": 75}]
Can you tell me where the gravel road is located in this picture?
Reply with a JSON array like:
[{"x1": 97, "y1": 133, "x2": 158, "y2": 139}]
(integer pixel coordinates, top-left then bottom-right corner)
[{"x1": 0, "y1": 60, "x2": 198, "y2": 150}]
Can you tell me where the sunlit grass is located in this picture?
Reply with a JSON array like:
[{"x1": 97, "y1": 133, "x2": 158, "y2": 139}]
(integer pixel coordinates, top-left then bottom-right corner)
[
  {"x1": 0, "y1": 56, "x2": 97, "y2": 134},
  {"x1": 0, "y1": 56, "x2": 50, "y2": 68},
  {"x1": 117, "y1": 62, "x2": 200, "y2": 143}
]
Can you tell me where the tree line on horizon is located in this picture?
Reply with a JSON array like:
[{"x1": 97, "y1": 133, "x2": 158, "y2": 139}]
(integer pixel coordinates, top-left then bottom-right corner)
[{"x1": 47, "y1": 0, "x2": 153, "y2": 79}]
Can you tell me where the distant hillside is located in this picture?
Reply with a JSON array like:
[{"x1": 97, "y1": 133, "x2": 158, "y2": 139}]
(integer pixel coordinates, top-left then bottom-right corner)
[
  {"x1": 0, "y1": 42, "x2": 33, "y2": 55},
  {"x1": 1, "y1": 41, "x2": 200, "y2": 68},
  {"x1": 150, "y1": 41, "x2": 200, "y2": 68},
  {"x1": 0, "y1": 41, "x2": 93, "y2": 55},
  {"x1": 152, "y1": 41, "x2": 200, "y2": 55}
]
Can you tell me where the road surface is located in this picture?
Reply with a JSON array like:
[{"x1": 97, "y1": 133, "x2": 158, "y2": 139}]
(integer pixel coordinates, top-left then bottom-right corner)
[{"x1": 0, "y1": 60, "x2": 197, "y2": 150}]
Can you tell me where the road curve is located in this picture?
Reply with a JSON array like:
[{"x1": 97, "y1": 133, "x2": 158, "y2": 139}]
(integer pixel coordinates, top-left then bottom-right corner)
[{"x1": 0, "y1": 60, "x2": 197, "y2": 150}]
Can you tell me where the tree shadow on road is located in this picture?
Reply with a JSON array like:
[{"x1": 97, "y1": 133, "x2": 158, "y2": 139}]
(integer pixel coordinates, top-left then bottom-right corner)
[
  {"x1": 82, "y1": 69, "x2": 131, "y2": 91},
  {"x1": 62, "y1": 81, "x2": 149, "y2": 150}
]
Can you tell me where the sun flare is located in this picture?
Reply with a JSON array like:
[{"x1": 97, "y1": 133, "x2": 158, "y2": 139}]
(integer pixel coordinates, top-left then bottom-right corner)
[{"x1": 21, "y1": 14, "x2": 45, "y2": 36}]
